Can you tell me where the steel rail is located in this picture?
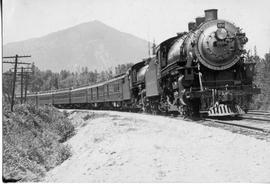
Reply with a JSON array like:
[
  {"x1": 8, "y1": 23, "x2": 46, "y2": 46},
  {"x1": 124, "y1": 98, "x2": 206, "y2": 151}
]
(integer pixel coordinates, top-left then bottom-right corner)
[
  {"x1": 242, "y1": 116, "x2": 270, "y2": 122},
  {"x1": 204, "y1": 118, "x2": 270, "y2": 133}
]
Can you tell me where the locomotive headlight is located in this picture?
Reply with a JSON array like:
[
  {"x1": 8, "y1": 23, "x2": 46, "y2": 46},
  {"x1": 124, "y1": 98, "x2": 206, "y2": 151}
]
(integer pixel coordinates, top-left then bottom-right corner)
[{"x1": 216, "y1": 28, "x2": 227, "y2": 40}]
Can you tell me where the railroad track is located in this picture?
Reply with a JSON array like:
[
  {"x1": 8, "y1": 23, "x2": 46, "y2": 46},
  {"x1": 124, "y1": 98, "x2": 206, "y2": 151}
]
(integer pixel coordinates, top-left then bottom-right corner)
[
  {"x1": 244, "y1": 110, "x2": 270, "y2": 122},
  {"x1": 203, "y1": 110, "x2": 270, "y2": 133},
  {"x1": 247, "y1": 110, "x2": 270, "y2": 117},
  {"x1": 242, "y1": 115, "x2": 270, "y2": 122},
  {"x1": 156, "y1": 110, "x2": 270, "y2": 134},
  {"x1": 204, "y1": 118, "x2": 270, "y2": 133},
  {"x1": 248, "y1": 110, "x2": 270, "y2": 114}
]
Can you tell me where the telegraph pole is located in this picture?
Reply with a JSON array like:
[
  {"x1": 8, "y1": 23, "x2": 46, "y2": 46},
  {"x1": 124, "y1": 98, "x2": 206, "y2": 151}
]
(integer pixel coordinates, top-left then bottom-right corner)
[
  {"x1": 3, "y1": 55, "x2": 31, "y2": 111},
  {"x1": 10, "y1": 68, "x2": 33, "y2": 104},
  {"x1": 11, "y1": 55, "x2": 18, "y2": 110},
  {"x1": 24, "y1": 73, "x2": 29, "y2": 102},
  {"x1": 21, "y1": 67, "x2": 24, "y2": 104},
  {"x1": 10, "y1": 66, "x2": 33, "y2": 103}
]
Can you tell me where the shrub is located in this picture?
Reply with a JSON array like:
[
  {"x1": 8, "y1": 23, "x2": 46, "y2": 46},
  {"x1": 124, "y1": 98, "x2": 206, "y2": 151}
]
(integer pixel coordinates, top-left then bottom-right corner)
[{"x1": 3, "y1": 103, "x2": 75, "y2": 182}]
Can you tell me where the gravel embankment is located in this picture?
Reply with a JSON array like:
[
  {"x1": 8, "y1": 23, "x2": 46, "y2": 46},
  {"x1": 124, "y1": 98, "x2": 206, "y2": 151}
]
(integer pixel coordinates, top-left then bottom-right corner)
[{"x1": 44, "y1": 110, "x2": 270, "y2": 182}]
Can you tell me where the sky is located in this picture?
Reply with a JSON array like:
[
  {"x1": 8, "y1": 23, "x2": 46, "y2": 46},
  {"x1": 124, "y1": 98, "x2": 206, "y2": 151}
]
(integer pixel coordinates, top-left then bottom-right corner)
[{"x1": 3, "y1": 0, "x2": 270, "y2": 57}]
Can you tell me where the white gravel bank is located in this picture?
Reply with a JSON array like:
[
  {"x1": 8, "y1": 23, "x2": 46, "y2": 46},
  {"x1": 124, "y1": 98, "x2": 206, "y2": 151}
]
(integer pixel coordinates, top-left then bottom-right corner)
[{"x1": 44, "y1": 110, "x2": 270, "y2": 182}]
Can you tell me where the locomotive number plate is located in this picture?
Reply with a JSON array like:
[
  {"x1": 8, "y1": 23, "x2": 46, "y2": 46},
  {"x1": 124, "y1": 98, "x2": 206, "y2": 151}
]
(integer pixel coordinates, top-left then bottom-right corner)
[
  {"x1": 217, "y1": 22, "x2": 225, "y2": 28},
  {"x1": 215, "y1": 40, "x2": 228, "y2": 47}
]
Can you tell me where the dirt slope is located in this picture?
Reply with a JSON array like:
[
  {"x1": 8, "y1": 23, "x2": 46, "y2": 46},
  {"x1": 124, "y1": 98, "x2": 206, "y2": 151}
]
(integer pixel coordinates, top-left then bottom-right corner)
[{"x1": 44, "y1": 111, "x2": 270, "y2": 182}]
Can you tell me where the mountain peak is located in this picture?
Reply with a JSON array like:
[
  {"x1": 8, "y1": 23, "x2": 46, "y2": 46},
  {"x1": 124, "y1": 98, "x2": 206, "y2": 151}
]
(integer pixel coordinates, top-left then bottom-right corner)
[
  {"x1": 92, "y1": 20, "x2": 105, "y2": 24},
  {"x1": 78, "y1": 20, "x2": 107, "y2": 27},
  {"x1": 3, "y1": 22, "x2": 148, "y2": 72}
]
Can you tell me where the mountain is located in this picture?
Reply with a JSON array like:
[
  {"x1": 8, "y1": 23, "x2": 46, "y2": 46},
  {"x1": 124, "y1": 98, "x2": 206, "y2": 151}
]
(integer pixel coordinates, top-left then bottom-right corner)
[{"x1": 3, "y1": 20, "x2": 149, "y2": 72}]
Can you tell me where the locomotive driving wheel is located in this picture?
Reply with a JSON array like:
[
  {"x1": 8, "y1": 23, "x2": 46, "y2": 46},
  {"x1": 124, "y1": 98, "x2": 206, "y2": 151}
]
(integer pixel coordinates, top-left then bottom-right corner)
[{"x1": 178, "y1": 105, "x2": 190, "y2": 117}]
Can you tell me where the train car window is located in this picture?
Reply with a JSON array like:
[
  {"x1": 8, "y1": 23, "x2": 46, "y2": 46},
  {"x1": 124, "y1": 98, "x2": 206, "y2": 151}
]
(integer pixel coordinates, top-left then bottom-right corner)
[
  {"x1": 132, "y1": 70, "x2": 137, "y2": 82},
  {"x1": 40, "y1": 96, "x2": 50, "y2": 100},
  {"x1": 109, "y1": 84, "x2": 113, "y2": 93},
  {"x1": 113, "y1": 83, "x2": 120, "y2": 92},
  {"x1": 72, "y1": 91, "x2": 86, "y2": 97},
  {"x1": 90, "y1": 88, "x2": 93, "y2": 100},
  {"x1": 92, "y1": 88, "x2": 96, "y2": 99},
  {"x1": 167, "y1": 39, "x2": 183, "y2": 64},
  {"x1": 117, "y1": 83, "x2": 120, "y2": 92},
  {"x1": 157, "y1": 52, "x2": 160, "y2": 64},
  {"x1": 161, "y1": 47, "x2": 167, "y2": 68},
  {"x1": 55, "y1": 93, "x2": 68, "y2": 98},
  {"x1": 99, "y1": 87, "x2": 103, "y2": 97}
]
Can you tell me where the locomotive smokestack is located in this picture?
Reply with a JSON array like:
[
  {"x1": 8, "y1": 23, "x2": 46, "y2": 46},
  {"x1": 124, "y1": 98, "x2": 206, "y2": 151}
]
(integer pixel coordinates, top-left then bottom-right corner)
[
  {"x1": 204, "y1": 9, "x2": 218, "y2": 21},
  {"x1": 195, "y1": 17, "x2": 205, "y2": 27},
  {"x1": 188, "y1": 22, "x2": 196, "y2": 31}
]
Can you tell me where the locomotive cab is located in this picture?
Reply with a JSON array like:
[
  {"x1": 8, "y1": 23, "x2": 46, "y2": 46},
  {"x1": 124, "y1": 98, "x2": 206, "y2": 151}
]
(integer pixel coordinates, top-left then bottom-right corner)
[{"x1": 130, "y1": 59, "x2": 150, "y2": 110}]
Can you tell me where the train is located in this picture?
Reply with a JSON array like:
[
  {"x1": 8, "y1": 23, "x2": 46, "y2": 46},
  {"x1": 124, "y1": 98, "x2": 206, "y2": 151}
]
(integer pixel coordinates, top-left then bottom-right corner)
[{"x1": 25, "y1": 9, "x2": 260, "y2": 117}]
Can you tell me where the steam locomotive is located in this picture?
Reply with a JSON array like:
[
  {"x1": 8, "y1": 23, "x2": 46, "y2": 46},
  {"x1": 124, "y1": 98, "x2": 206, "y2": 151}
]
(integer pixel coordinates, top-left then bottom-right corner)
[{"x1": 25, "y1": 9, "x2": 260, "y2": 117}]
